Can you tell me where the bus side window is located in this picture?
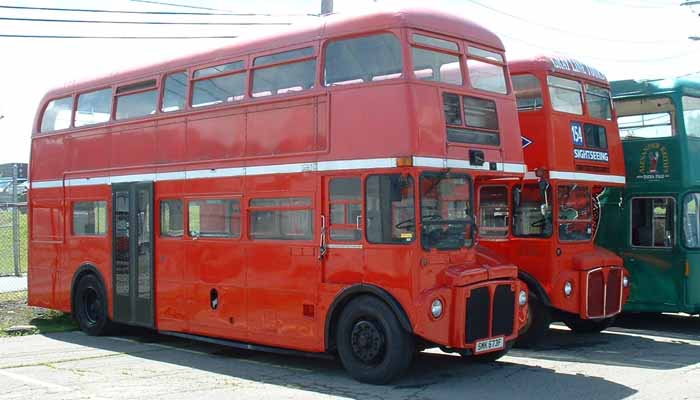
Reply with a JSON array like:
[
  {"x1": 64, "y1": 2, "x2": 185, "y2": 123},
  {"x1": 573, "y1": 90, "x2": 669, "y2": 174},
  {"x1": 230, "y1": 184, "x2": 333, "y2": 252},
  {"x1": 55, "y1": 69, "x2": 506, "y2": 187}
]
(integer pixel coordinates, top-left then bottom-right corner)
[
  {"x1": 683, "y1": 193, "x2": 700, "y2": 248},
  {"x1": 479, "y1": 186, "x2": 509, "y2": 237},
  {"x1": 252, "y1": 47, "x2": 315, "y2": 98},
  {"x1": 75, "y1": 88, "x2": 112, "y2": 127},
  {"x1": 631, "y1": 197, "x2": 675, "y2": 247},
  {"x1": 162, "y1": 72, "x2": 188, "y2": 112},
  {"x1": 40, "y1": 96, "x2": 73, "y2": 132},
  {"x1": 160, "y1": 199, "x2": 184, "y2": 237},
  {"x1": 512, "y1": 74, "x2": 543, "y2": 111},
  {"x1": 73, "y1": 201, "x2": 108, "y2": 236},
  {"x1": 329, "y1": 178, "x2": 362, "y2": 241},
  {"x1": 249, "y1": 197, "x2": 313, "y2": 240},
  {"x1": 365, "y1": 174, "x2": 415, "y2": 244},
  {"x1": 324, "y1": 33, "x2": 403, "y2": 86},
  {"x1": 188, "y1": 199, "x2": 241, "y2": 238}
]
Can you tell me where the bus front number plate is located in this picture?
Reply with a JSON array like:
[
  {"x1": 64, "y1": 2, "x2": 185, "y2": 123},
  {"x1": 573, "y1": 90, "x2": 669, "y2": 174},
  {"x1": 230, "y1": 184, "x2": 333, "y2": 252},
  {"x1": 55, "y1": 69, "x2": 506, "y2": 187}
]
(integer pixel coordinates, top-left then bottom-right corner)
[{"x1": 475, "y1": 337, "x2": 504, "y2": 354}]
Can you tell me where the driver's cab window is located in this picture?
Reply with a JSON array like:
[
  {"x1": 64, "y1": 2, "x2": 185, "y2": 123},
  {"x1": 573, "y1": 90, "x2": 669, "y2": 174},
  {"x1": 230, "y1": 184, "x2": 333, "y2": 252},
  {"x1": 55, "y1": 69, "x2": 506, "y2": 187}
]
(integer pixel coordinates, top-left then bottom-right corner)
[
  {"x1": 479, "y1": 186, "x2": 509, "y2": 237},
  {"x1": 365, "y1": 174, "x2": 415, "y2": 244},
  {"x1": 557, "y1": 184, "x2": 592, "y2": 241},
  {"x1": 513, "y1": 183, "x2": 552, "y2": 237}
]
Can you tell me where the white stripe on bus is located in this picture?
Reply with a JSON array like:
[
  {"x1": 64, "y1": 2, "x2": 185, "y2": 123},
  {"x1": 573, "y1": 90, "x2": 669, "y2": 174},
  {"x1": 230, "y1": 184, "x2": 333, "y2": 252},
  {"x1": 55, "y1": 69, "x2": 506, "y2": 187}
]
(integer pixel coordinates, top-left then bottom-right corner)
[
  {"x1": 549, "y1": 171, "x2": 626, "y2": 184},
  {"x1": 30, "y1": 157, "x2": 528, "y2": 189}
]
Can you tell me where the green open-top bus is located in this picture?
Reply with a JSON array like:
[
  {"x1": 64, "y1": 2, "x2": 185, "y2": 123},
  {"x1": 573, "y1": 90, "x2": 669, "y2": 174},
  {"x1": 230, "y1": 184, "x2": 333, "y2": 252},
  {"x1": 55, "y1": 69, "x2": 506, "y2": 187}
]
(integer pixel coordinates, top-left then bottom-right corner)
[{"x1": 596, "y1": 76, "x2": 700, "y2": 313}]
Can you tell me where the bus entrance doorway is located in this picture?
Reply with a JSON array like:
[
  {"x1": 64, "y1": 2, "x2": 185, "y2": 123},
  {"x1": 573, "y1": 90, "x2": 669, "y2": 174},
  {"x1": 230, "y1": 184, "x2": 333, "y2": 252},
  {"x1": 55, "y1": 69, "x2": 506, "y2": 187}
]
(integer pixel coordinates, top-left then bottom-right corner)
[{"x1": 112, "y1": 182, "x2": 155, "y2": 328}]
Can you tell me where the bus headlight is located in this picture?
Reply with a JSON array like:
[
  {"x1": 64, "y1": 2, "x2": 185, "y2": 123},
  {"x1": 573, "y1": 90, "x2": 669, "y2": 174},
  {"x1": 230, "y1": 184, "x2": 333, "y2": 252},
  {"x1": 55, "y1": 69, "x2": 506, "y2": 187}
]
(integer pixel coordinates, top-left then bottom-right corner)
[
  {"x1": 431, "y1": 299, "x2": 443, "y2": 319},
  {"x1": 623, "y1": 276, "x2": 629, "y2": 288},
  {"x1": 564, "y1": 281, "x2": 573, "y2": 297},
  {"x1": 518, "y1": 290, "x2": 528, "y2": 306}
]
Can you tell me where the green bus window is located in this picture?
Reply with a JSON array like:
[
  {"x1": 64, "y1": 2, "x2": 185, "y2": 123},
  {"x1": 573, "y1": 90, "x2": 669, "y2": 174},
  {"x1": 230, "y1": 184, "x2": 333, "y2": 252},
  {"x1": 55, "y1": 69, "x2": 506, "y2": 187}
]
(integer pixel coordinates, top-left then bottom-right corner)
[
  {"x1": 631, "y1": 197, "x2": 675, "y2": 248},
  {"x1": 682, "y1": 96, "x2": 700, "y2": 138},
  {"x1": 512, "y1": 74, "x2": 543, "y2": 111},
  {"x1": 683, "y1": 193, "x2": 700, "y2": 248},
  {"x1": 512, "y1": 184, "x2": 552, "y2": 238},
  {"x1": 366, "y1": 174, "x2": 415, "y2": 244},
  {"x1": 324, "y1": 33, "x2": 403, "y2": 86},
  {"x1": 585, "y1": 84, "x2": 612, "y2": 120},
  {"x1": 479, "y1": 186, "x2": 509, "y2": 237},
  {"x1": 616, "y1": 97, "x2": 675, "y2": 140},
  {"x1": 547, "y1": 75, "x2": 583, "y2": 115}
]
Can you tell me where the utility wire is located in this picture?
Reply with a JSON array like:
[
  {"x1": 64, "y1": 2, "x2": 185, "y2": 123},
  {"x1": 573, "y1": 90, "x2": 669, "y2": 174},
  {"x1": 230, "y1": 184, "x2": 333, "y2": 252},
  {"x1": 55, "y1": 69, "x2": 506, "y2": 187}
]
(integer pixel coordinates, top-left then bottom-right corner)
[
  {"x1": 0, "y1": 16, "x2": 292, "y2": 26},
  {"x1": 129, "y1": 0, "x2": 235, "y2": 13},
  {"x1": 0, "y1": 5, "x2": 314, "y2": 17},
  {"x1": 0, "y1": 34, "x2": 239, "y2": 39},
  {"x1": 465, "y1": 0, "x2": 681, "y2": 45}
]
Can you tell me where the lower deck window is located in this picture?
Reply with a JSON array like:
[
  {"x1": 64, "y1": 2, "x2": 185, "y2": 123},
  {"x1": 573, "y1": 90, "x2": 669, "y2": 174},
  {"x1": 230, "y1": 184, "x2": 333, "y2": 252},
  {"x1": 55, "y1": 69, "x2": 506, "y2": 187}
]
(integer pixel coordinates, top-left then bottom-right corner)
[
  {"x1": 250, "y1": 197, "x2": 313, "y2": 240},
  {"x1": 683, "y1": 193, "x2": 700, "y2": 248},
  {"x1": 366, "y1": 174, "x2": 415, "y2": 244},
  {"x1": 631, "y1": 197, "x2": 675, "y2": 247},
  {"x1": 513, "y1": 184, "x2": 552, "y2": 237},
  {"x1": 188, "y1": 199, "x2": 241, "y2": 238},
  {"x1": 479, "y1": 186, "x2": 509, "y2": 237},
  {"x1": 73, "y1": 201, "x2": 107, "y2": 235},
  {"x1": 558, "y1": 184, "x2": 592, "y2": 241}
]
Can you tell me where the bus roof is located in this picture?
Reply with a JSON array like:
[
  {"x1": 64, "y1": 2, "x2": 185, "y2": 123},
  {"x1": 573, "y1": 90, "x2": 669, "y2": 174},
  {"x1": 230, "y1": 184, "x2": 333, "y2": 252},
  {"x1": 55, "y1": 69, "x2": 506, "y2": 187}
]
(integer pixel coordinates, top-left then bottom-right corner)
[
  {"x1": 611, "y1": 76, "x2": 700, "y2": 99},
  {"x1": 508, "y1": 55, "x2": 608, "y2": 85},
  {"x1": 41, "y1": 8, "x2": 504, "y2": 101}
]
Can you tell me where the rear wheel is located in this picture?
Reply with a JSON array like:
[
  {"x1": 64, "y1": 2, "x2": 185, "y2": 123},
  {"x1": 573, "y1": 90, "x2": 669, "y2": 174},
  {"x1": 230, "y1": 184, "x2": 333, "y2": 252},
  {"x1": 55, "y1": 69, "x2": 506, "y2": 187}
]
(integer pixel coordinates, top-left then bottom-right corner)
[
  {"x1": 336, "y1": 296, "x2": 414, "y2": 384},
  {"x1": 74, "y1": 274, "x2": 112, "y2": 336},
  {"x1": 514, "y1": 293, "x2": 551, "y2": 348},
  {"x1": 562, "y1": 315, "x2": 616, "y2": 333}
]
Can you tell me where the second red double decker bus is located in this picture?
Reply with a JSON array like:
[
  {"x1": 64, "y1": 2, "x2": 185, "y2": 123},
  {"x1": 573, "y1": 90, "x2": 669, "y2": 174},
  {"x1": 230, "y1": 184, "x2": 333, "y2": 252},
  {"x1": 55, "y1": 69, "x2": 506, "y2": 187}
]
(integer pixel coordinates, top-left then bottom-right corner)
[
  {"x1": 29, "y1": 9, "x2": 529, "y2": 383},
  {"x1": 477, "y1": 56, "x2": 630, "y2": 346}
]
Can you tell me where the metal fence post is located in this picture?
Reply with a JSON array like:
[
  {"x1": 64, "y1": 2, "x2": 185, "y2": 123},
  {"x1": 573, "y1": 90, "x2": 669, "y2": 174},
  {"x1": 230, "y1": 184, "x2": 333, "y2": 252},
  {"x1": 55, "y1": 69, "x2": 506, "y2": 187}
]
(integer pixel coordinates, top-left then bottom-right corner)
[{"x1": 12, "y1": 163, "x2": 20, "y2": 277}]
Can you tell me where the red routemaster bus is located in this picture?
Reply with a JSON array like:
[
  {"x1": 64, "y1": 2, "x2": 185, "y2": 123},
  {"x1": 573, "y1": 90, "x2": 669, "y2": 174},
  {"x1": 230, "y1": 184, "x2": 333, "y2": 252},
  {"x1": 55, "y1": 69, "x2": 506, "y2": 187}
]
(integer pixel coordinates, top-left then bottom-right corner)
[
  {"x1": 476, "y1": 56, "x2": 629, "y2": 346},
  {"x1": 29, "y1": 9, "x2": 528, "y2": 383}
]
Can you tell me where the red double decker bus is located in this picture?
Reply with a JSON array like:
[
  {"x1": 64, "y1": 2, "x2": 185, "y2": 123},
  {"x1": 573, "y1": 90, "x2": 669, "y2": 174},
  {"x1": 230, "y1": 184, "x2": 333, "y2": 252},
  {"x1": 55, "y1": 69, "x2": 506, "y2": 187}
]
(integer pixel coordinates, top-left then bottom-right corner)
[
  {"x1": 29, "y1": 9, "x2": 528, "y2": 383},
  {"x1": 476, "y1": 56, "x2": 629, "y2": 346}
]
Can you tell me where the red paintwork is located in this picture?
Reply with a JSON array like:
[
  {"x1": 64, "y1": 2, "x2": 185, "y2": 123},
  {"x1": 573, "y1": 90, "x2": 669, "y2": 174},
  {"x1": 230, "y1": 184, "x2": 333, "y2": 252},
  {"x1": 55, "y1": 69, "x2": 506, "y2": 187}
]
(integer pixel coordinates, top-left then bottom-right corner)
[
  {"x1": 477, "y1": 56, "x2": 630, "y2": 319},
  {"x1": 28, "y1": 9, "x2": 527, "y2": 354}
]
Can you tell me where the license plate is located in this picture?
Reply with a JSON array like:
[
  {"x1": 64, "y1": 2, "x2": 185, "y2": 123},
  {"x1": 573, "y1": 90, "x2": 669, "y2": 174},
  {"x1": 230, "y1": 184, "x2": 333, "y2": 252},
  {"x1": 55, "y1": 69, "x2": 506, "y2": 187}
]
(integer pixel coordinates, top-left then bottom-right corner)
[{"x1": 474, "y1": 337, "x2": 504, "y2": 354}]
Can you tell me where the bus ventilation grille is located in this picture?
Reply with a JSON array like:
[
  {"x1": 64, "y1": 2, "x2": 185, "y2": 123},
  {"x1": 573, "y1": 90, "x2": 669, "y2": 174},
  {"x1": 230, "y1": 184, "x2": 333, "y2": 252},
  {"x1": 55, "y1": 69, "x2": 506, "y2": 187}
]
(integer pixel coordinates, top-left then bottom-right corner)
[
  {"x1": 587, "y1": 270, "x2": 606, "y2": 317},
  {"x1": 605, "y1": 269, "x2": 623, "y2": 316},
  {"x1": 466, "y1": 284, "x2": 515, "y2": 343}
]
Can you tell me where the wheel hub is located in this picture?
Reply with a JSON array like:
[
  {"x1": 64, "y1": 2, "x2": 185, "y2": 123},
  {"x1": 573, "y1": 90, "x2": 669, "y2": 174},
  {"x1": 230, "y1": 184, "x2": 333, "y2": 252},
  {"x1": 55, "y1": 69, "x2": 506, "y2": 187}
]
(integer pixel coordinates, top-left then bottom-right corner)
[{"x1": 350, "y1": 320, "x2": 385, "y2": 364}]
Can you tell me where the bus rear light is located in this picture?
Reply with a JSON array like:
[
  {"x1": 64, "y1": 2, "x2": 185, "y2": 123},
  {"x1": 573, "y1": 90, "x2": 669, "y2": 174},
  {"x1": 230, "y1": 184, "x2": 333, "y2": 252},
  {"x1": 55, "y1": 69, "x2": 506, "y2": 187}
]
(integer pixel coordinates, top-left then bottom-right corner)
[{"x1": 396, "y1": 156, "x2": 413, "y2": 167}]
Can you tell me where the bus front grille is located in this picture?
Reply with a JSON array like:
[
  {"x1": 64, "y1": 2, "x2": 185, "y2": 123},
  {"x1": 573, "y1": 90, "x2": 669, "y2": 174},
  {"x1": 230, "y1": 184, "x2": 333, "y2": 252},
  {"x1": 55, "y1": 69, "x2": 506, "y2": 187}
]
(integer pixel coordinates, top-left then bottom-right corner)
[
  {"x1": 466, "y1": 284, "x2": 515, "y2": 344},
  {"x1": 586, "y1": 267, "x2": 623, "y2": 318},
  {"x1": 605, "y1": 268, "x2": 623, "y2": 316},
  {"x1": 465, "y1": 287, "x2": 490, "y2": 343},
  {"x1": 492, "y1": 284, "x2": 515, "y2": 337},
  {"x1": 587, "y1": 269, "x2": 605, "y2": 318}
]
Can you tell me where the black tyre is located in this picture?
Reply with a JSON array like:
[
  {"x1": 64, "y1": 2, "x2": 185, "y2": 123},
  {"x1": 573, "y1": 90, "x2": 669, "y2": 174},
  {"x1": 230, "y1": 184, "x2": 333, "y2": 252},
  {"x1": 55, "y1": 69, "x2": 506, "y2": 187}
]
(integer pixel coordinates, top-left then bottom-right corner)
[
  {"x1": 74, "y1": 274, "x2": 112, "y2": 336},
  {"x1": 562, "y1": 315, "x2": 616, "y2": 333},
  {"x1": 336, "y1": 296, "x2": 414, "y2": 384},
  {"x1": 514, "y1": 293, "x2": 551, "y2": 348}
]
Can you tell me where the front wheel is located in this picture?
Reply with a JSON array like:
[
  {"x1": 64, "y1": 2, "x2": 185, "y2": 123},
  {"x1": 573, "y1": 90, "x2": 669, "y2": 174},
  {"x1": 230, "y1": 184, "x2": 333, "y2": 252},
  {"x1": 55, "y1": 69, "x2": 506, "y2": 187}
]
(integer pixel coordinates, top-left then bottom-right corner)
[
  {"x1": 514, "y1": 293, "x2": 551, "y2": 348},
  {"x1": 562, "y1": 315, "x2": 616, "y2": 333},
  {"x1": 336, "y1": 296, "x2": 414, "y2": 384},
  {"x1": 74, "y1": 274, "x2": 112, "y2": 336}
]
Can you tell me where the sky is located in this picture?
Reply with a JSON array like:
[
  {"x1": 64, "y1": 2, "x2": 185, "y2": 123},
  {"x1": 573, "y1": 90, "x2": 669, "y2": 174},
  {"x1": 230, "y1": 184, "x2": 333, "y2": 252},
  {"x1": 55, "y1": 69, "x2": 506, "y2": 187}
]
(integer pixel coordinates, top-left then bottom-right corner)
[{"x1": 0, "y1": 0, "x2": 698, "y2": 164}]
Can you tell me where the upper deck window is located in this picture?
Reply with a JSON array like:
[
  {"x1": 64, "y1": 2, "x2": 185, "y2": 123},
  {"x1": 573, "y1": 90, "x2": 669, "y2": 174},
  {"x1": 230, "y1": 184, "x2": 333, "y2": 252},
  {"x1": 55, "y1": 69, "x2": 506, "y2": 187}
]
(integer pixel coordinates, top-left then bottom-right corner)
[
  {"x1": 682, "y1": 96, "x2": 700, "y2": 138},
  {"x1": 193, "y1": 61, "x2": 246, "y2": 107},
  {"x1": 324, "y1": 33, "x2": 403, "y2": 86},
  {"x1": 616, "y1": 97, "x2": 675, "y2": 140},
  {"x1": 585, "y1": 84, "x2": 612, "y2": 120},
  {"x1": 411, "y1": 40, "x2": 462, "y2": 85},
  {"x1": 162, "y1": 72, "x2": 187, "y2": 112},
  {"x1": 252, "y1": 48, "x2": 315, "y2": 97},
  {"x1": 115, "y1": 79, "x2": 157, "y2": 120},
  {"x1": 412, "y1": 34, "x2": 459, "y2": 51},
  {"x1": 75, "y1": 88, "x2": 112, "y2": 127},
  {"x1": 40, "y1": 96, "x2": 73, "y2": 132},
  {"x1": 443, "y1": 93, "x2": 500, "y2": 146},
  {"x1": 547, "y1": 76, "x2": 583, "y2": 115},
  {"x1": 512, "y1": 74, "x2": 543, "y2": 111},
  {"x1": 467, "y1": 46, "x2": 507, "y2": 94}
]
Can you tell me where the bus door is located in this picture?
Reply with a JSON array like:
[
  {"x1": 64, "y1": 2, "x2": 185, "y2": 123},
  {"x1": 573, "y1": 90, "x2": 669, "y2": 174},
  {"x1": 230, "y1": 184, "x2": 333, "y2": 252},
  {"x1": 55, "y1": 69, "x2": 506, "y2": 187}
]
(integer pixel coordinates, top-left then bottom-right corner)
[
  {"x1": 112, "y1": 182, "x2": 155, "y2": 328},
  {"x1": 321, "y1": 176, "x2": 365, "y2": 284},
  {"x1": 625, "y1": 196, "x2": 682, "y2": 307}
]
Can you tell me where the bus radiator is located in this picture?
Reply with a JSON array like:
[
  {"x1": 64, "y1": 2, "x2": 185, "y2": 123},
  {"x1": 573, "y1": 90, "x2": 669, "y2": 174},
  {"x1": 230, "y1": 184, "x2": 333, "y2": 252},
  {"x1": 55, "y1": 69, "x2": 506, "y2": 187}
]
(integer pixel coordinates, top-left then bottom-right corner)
[{"x1": 465, "y1": 284, "x2": 515, "y2": 343}]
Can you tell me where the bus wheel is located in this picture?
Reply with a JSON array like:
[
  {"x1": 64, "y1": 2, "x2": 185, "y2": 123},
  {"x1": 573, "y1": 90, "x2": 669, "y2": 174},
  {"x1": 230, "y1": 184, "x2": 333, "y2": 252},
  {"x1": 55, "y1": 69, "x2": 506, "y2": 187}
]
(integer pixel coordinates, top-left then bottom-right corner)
[
  {"x1": 74, "y1": 274, "x2": 112, "y2": 336},
  {"x1": 562, "y1": 315, "x2": 616, "y2": 333},
  {"x1": 514, "y1": 294, "x2": 551, "y2": 348},
  {"x1": 336, "y1": 296, "x2": 414, "y2": 384}
]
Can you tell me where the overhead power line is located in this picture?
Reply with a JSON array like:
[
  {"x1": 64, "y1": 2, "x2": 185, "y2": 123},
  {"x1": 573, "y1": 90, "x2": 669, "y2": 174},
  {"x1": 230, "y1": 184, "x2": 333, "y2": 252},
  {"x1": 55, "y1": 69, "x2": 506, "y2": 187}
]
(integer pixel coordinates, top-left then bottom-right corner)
[
  {"x1": 129, "y1": 0, "x2": 235, "y2": 13},
  {"x1": 0, "y1": 4, "x2": 314, "y2": 17},
  {"x1": 0, "y1": 34, "x2": 239, "y2": 39},
  {"x1": 465, "y1": 0, "x2": 681, "y2": 45},
  {"x1": 0, "y1": 16, "x2": 292, "y2": 26}
]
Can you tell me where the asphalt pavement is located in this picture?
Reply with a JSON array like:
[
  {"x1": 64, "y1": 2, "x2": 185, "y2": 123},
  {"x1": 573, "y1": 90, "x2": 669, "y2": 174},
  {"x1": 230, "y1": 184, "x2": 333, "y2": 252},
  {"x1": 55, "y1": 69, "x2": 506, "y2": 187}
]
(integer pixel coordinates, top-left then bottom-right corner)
[{"x1": 1, "y1": 314, "x2": 700, "y2": 400}]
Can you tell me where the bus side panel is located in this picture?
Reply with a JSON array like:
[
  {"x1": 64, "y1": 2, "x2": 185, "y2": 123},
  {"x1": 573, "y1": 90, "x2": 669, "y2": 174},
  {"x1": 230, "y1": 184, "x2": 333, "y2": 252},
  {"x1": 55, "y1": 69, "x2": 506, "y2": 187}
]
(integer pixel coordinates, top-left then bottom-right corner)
[
  {"x1": 30, "y1": 136, "x2": 65, "y2": 181},
  {"x1": 246, "y1": 97, "x2": 320, "y2": 157},
  {"x1": 65, "y1": 129, "x2": 111, "y2": 173},
  {"x1": 27, "y1": 192, "x2": 64, "y2": 309}
]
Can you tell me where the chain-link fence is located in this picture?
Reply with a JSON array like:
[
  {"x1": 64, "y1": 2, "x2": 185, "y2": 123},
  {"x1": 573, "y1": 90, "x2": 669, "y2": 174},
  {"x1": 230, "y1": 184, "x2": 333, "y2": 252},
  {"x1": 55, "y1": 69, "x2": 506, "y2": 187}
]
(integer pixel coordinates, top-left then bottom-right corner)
[{"x1": 0, "y1": 164, "x2": 28, "y2": 304}]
